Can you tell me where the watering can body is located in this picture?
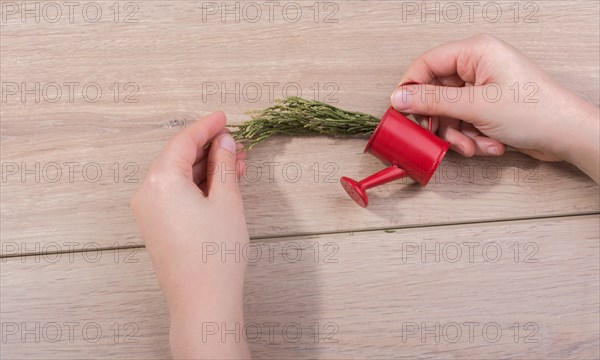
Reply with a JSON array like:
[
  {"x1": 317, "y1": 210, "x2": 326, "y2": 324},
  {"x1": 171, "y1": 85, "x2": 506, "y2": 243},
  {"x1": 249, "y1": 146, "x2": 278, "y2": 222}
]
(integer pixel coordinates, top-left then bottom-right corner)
[{"x1": 340, "y1": 107, "x2": 450, "y2": 208}]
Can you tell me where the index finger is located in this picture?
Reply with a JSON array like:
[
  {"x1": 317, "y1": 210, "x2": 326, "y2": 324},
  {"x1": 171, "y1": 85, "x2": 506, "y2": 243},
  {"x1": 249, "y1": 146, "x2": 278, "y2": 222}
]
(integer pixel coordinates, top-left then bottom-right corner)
[
  {"x1": 398, "y1": 35, "x2": 487, "y2": 86},
  {"x1": 159, "y1": 111, "x2": 227, "y2": 171}
]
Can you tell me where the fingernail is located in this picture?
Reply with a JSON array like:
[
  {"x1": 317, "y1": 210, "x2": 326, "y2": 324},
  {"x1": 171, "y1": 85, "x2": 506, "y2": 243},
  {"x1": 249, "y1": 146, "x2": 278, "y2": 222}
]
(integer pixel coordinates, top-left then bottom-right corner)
[
  {"x1": 487, "y1": 146, "x2": 500, "y2": 156},
  {"x1": 391, "y1": 88, "x2": 411, "y2": 110},
  {"x1": 219, "y1": 134, "x2": 236, "y2": 154}
]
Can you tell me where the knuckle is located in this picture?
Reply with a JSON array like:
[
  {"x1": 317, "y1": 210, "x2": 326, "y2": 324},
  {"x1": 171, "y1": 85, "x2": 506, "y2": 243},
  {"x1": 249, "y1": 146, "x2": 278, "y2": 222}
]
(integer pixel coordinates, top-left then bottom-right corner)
[
  {"x1": 475, "y1": 33, "x2": 498, "y2": 43},
  {"x1": 476, "y1": 34, "x2": 507, "y2": 53},
  {"x1": 144, "y1": 166, "x2": 173, "y2": 194}
]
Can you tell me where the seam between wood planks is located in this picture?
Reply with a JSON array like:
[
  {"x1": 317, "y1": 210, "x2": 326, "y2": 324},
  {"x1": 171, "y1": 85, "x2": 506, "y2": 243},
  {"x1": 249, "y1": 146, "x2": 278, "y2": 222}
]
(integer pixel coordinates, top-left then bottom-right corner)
[{"x1": 1, "y1": 212, "x2": 598, "y2": 261}]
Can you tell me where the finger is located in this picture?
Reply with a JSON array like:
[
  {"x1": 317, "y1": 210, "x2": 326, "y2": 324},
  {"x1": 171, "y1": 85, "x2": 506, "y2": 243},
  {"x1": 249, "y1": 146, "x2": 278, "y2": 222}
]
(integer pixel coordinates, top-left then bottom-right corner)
[
  {"x1": 436, "y1": 74, "x2": 466, "y2": 88},
  {"x1": 193, "y1": 127, "x2": 230, "y2": 165},
  {"x1": 199, "y1": 181, "x2": 208, "y2": 196},
  {"x1": 398, "y1": 35, "x2": 492, "y2": 85},
  {"x1": 207, "y1": 133, "x2": 242, "y2": 200},
  {"x1": 413, "y1": 114, "x2": 433, "y2": 130},
  {"x1": 460, "y1": 123, "x2": 505, "y2": 156},
  {"x1": 438, "y1": 117, "x2": 476, "y2": 157},
  {"x1": 192, "y1": 149, "x2": 246, "y2": 186},
  {"x1": 192, "y1": 160, "x2": 208, "y2": 186},
  {"x1": 402, "y1": 74, "x2": 466, "y2": 88},
  {"x1": 391, "y1": 83, "x2": 490, "y2": 126},
  {"x1": 236, "y1": 143, "x2": 247, "y2": 161},
  {"x1": 158, "y1": 112, "x2": 227, "y2": 178},
  {"x1": 236, "y1": 144, "x2": 246, "y2": 178},
  {"x1": 237, "y1": 160, "x2": 245, "y2": 179},
  {"x1": 516, "y1": 148, "x2": 561, "y2": 162}
]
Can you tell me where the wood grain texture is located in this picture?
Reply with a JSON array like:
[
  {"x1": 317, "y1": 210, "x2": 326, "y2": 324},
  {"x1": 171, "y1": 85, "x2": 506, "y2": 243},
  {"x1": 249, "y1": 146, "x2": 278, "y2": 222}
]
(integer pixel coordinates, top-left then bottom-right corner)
[
  {"x1": 1, "y1": 117, "x2": 599, "y2": 255},
  {"x1": 1, "y1": 0, "x2": 599, "y2": 255},
  {"x1": 1, "y1": 215, "x2": 599, "y2": 359},
  {"x1": 1, "y1": 2, "x2": 599, "y2": 358}
]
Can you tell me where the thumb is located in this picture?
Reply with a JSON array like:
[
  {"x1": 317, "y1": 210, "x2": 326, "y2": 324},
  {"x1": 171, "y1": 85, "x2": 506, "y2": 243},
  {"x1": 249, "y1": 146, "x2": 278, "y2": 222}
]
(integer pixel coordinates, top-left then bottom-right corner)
[
  {"x1": 207, "y1": 133, "x2": 242, "y2": 200},
  {"x1": 391, "y1": 83, "x2": 489, "y2": 125}
]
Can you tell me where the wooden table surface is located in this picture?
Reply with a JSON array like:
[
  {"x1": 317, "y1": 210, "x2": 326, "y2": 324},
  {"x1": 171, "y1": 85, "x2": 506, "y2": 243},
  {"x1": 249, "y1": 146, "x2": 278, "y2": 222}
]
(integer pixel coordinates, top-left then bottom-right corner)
[{"x1": 1, "y1": 1, "x2": 599, "y2": 358}]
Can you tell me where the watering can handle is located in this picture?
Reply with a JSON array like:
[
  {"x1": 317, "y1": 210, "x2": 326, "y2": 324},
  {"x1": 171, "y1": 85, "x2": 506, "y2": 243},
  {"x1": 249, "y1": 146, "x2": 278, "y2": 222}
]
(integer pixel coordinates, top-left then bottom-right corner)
[{"x1": 399, "y1": 81, "x2": 433, "y2": 133}]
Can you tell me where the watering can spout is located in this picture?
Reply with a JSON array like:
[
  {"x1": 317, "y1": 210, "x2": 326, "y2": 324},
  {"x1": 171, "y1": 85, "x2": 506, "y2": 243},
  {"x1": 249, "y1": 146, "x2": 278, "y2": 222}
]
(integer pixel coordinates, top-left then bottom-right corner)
[{"x1": 340, "y1": 166, "x2": 408, "y2": 208}]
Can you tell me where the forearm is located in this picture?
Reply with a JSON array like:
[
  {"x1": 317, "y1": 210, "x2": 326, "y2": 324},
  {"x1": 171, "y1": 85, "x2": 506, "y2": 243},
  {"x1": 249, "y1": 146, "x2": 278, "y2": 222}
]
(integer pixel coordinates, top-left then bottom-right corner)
[
  {"x1": 168, "y1": 278, "x2": 250, "y2": 359},
  {"x1": 170, "y1": 306, "x2": 250, "y2": 359}
]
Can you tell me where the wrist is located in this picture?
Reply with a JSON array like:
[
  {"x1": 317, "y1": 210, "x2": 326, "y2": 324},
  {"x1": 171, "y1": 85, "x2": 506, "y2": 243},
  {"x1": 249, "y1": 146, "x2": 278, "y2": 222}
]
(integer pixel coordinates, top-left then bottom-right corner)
[
  {"x1": 166, "y1": 270, "x2": 246, "y2": 317},
  {"x1": 552, "y1": 101, "x2": 599, "y2": 183}
]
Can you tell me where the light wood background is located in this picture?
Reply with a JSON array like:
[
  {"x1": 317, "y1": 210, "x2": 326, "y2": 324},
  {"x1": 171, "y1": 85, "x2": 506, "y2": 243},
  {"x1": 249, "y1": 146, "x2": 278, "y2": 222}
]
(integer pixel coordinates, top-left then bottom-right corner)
[{"x1": 1, "y1": 0, "x2": 599, "y2": 358}]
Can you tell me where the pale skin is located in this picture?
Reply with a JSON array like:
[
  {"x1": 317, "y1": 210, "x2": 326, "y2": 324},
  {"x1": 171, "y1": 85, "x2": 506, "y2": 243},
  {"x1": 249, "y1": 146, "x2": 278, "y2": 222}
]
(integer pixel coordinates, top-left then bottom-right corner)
[
  {"x1": 131, "y1": 34, "x2": 599, "y2": 360},
  {"x1": 130, "y1": 113, "x2": 251, "y2": 359},
  {"x1": 390, "y1": 34, "x2": 599, "y2": 183}
]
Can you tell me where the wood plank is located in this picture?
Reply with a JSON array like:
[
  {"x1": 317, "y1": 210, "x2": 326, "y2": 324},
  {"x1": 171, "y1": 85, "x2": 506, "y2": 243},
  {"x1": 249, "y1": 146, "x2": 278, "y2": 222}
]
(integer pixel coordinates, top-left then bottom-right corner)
[
  {"x1": 1, "y1": 0, "x2": 598, "y2": 119},
  {"x1": 1, "y1": 122, "x2": 598, "y2": 255},
  {"x1": 2, "y1": 0, "x2": 599, "y2": 254},
  {"x1": 1, "y1": 215, "x2": 598, "y2": 359}
]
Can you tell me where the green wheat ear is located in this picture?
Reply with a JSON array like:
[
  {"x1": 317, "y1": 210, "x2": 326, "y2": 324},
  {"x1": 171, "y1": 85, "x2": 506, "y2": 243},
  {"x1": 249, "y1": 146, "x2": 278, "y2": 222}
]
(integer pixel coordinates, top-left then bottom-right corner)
[{"x1": 231, "y1": 97, "x2": 380, "y2": 150}]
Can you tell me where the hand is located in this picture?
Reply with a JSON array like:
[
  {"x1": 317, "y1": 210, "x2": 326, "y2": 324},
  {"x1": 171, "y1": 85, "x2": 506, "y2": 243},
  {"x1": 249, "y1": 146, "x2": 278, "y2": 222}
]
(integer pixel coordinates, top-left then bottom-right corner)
[
  {"x1": 130, "y1": 112, "x2": 251, "y2": 359},
  {"x1": 391, "y1": 34, "x2": 599, "y2": 183}
]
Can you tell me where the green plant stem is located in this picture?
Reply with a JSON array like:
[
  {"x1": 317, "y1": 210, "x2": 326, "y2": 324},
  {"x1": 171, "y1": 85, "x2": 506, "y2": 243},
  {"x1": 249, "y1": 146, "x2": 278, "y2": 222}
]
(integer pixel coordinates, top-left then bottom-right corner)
[{"x1": 231, "y1": 97, "x2": 380, "y2": 149}]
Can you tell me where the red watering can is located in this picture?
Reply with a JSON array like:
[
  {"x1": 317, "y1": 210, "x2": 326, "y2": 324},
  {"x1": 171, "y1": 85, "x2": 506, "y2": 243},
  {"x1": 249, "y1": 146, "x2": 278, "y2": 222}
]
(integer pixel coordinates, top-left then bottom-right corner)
[{"x1": 340, "y1": 101, "x2": 450, "y2": 208}]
